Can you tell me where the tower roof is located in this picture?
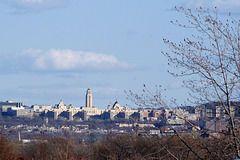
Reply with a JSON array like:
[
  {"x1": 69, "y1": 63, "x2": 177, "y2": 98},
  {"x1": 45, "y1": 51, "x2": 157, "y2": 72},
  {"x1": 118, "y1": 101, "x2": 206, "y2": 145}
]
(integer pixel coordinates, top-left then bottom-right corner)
[{"x1": 112, "y1": 100, "x2": 120, "y2": 109}]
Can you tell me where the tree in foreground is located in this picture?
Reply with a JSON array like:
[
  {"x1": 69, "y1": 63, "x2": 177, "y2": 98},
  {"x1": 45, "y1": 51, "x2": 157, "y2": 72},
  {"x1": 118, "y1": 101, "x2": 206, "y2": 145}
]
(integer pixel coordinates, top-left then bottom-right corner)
[
  {"x1": 164, "y1": 7, "x2": 240, "y2": 158},
  {"x1": 128, "y1": 7, "x2": 240, "y2": 159}
]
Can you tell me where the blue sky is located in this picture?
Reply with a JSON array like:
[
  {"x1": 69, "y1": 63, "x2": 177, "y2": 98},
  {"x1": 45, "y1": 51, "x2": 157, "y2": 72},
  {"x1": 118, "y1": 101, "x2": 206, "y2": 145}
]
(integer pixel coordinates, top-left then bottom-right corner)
[{"x1": 0, "y1": 0, "x2": 239, "y2": 108}]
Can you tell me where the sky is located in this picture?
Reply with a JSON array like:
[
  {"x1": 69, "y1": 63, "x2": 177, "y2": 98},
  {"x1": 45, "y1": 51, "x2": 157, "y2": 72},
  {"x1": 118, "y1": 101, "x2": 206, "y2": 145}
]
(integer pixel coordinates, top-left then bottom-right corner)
[{"x1": 0, "y1": 0, "x2": 239, "y2": 108}]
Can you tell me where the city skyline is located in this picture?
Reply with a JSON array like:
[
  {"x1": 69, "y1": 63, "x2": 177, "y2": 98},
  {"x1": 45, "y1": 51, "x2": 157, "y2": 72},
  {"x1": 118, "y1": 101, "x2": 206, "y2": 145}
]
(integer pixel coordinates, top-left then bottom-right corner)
[{"x1": 0, "y1": 0, "x2": 240, "y2": 108}]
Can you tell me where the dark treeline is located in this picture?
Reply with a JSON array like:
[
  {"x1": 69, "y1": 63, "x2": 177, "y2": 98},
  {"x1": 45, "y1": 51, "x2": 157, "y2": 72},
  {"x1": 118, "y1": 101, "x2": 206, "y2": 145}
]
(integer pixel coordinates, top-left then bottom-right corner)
[{"x1": 0, "y1": 133, "x2": 237, "y2": 160}]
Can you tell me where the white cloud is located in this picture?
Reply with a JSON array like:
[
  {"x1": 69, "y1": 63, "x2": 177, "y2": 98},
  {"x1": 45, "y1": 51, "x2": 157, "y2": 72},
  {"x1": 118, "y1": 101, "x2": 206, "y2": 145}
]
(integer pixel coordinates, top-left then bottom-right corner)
[
  {"x1": 2, "y1": 0, "x2": 67, "y2": 11},
  {"x1": 21, "y1": 49, "x2": 132, "y2": 71},
  {"x1": 182, "y1": 0, "x2": 240, "y2": 13},
  {"x1": 212, "y1": 0, "x2": 240, "y2": 11}
]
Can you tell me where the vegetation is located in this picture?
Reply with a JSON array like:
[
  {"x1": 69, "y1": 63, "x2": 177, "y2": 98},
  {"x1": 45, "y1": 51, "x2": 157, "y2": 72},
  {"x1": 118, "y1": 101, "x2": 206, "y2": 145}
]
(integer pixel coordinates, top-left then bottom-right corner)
[
  {"x1": 1, "y1": 6, "x2": 240, "y2": 160},
  {"x1": 164, "y1": 7, "x2": 240, "y2": 158},
  {"x1": 0, "y1": 133, "x2": 238, "y2": 160},
  {"x1": 127, "y1": 7, "x2": 240, "y2": 159}
]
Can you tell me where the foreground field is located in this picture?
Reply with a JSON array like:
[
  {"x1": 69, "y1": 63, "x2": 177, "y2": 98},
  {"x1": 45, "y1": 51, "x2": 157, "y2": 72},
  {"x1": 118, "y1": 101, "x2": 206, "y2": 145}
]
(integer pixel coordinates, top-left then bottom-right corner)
[{"x1": 0, "y1": 132, "x2": 237, "y2": 160}]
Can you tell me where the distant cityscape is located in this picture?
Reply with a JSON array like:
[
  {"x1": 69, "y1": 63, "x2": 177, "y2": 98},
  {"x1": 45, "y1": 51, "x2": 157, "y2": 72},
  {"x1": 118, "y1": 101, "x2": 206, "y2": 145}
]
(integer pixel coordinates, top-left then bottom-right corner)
[{"x1": 0, "y1": 88, "x2": 239, "y2": 142}]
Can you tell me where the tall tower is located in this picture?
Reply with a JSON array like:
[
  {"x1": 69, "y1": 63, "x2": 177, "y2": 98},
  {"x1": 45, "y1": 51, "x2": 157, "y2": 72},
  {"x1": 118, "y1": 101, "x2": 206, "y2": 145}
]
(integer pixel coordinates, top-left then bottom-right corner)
[{"x1": 86, "y1": 88, "x2": 92, "y2": 108}]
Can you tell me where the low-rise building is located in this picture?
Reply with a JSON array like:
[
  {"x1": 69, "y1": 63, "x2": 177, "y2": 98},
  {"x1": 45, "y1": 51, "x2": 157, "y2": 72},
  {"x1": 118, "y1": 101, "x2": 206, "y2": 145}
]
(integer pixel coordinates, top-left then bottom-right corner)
[{"x1": 0, "y1": 101, "x2": 23, "y2": 113}]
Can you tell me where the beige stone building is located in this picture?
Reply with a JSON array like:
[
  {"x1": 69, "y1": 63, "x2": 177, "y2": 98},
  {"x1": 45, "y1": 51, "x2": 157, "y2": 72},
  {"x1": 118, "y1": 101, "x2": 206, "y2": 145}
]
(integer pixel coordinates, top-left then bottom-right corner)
[{"x1": 81, "y1": 88, "x2": 104, "y2": 116}]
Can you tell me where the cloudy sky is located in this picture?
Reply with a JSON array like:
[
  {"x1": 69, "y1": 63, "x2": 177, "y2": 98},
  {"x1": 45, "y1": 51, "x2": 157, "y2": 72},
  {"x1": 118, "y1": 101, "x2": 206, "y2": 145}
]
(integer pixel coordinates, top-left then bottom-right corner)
[{"x1": 0, "y1": 0, "x2": 239, "y2": 108}]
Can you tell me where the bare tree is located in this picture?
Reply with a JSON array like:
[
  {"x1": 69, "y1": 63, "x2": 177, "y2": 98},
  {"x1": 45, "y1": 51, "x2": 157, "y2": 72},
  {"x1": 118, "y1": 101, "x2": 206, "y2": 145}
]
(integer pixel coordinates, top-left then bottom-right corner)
[
  {"x1": 126, "y1": 85, "x2": 207, "y2": 160},
  {"x1": 161, "y1": 7, "x2": 240, "y2": 158},
  {"x1": 127, "y1": 7, "x2": 240, "y2": 159}
]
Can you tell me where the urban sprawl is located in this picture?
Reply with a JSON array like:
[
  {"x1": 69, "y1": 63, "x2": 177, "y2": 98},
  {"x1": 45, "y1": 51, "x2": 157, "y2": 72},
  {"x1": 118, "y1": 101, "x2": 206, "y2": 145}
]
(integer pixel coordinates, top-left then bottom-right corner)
[{"x1": 0, "y1": 88, "x2": 239, "y2": 142}]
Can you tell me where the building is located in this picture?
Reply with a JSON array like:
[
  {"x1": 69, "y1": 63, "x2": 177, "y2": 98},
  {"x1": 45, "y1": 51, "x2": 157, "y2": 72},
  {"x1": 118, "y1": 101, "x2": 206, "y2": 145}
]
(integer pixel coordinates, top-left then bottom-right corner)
[
  {"x1": 43, "y1": 89, "x2": 104, "y2": 120},
  {"x1": 45, "y1": 100, "x2": 82, "y2": 120},
  {"x1": 81, "y1": 88, "x2": 104, "y2": 116},
  {"x1": 86, "y1": 88, "x2": 92, "y2": 108},
  {"x1": 0, "y1": 101, "x2": 23, "y2": 114},
  {"x1": 32, "y1": 105, "x2": 52, "y2": 113},
  {"x1": 7, "y1": 107, "x2": 33, "y2": 117},
  {"x1": 55, "y1": 100, "x2": 67, "y2": 110},
  {"x1": 0, "y1": 101, "x2": 33, "y2": 117}
]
